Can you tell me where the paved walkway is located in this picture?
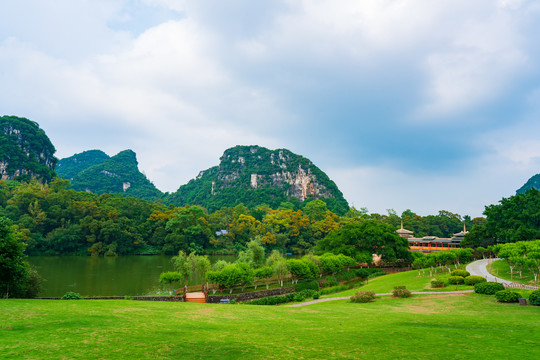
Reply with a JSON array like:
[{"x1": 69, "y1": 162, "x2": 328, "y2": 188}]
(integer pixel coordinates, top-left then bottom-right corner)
[
  {"x1": 287, "y1": 290, "x2": 474, "y2": 307},
  {"x1": 466, "y1": 258, "x2": 513, "y2": 284}
]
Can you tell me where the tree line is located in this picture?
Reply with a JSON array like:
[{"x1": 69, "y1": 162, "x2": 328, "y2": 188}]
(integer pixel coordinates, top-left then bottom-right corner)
[{"x1": 0, "y1": 178, "x2": 480, "y2": 257}]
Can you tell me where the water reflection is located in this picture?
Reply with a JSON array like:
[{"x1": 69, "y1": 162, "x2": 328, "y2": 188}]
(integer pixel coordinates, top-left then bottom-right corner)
[{"x1": 28, "y1": 255, "x2": 236, "y2": 297}]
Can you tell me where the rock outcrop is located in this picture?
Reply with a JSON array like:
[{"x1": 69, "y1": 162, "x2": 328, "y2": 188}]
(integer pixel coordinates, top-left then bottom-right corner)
[
  {"x1": 166, "y1": 145, "x2": 349, "y2": 214},
  {"x1": 0, "y1": 116, "x2": 57, "y2": 182}
]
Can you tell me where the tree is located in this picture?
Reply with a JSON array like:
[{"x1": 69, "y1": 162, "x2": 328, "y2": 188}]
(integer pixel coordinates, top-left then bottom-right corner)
[
  {"x1": 254, "y1": 266, "x2": 273, "y2": 289},
  {"x1": 171, "y1": 250, "x2": 210, "y2": 286},
  {"x1": 0, "y1": 217, "x2": 30, "y2": 298},
  {"x1": 483, "y1": 189, "x2": 540, "y2": 243},
  {"x1": 316, "y1": 220, "x2": 411, "y2": 263},
  {"x1": 159, "y1": 271, "x2": 182, "y2": 295}
]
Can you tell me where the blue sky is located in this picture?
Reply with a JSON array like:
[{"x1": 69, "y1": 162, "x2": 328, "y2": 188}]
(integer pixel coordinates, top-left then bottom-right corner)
[{"x1": 1, "y1": 0, "x2": 539, "y2": 217}]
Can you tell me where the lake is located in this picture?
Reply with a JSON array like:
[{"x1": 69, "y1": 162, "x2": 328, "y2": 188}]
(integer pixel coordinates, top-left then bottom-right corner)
[{"x1": 28, "y1": 255, "x2": 237, "y2": 297}]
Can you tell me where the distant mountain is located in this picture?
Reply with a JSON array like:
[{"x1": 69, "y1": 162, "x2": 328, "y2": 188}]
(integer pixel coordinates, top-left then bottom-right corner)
[
  {"x1": 56, "y1": 150, "x2": 110, "y2": 180},
  {"x1": 517, "y1": 174, "x2": 540, "y2": 194},
  {"x1": 0, "y1": 115, "x2": 57, "y2": 182},
  {"x1": 57, "y1": 149, "x2": 164, "y2": 201},
  {"x1": 165, "y1": 145, "x2": 350, "y2": 214}
]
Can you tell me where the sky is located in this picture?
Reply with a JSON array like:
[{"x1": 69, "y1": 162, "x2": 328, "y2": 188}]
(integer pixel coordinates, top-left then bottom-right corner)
[{"x1": 1, "y1": 0, "x2": 539, "y2": 218}]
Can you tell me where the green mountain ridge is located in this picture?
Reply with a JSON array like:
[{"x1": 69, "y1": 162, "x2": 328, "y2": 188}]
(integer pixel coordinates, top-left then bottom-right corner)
[
  {"x1": 0, "y1": 115, "x2": 57, "y2": 182},
  {"x1": 56, "y1": 149, "x2": 110, "y2": 180},
  {"x1": 58, "y1": 149, "x2": 164, "y2": 201},
  {"x1": 516, "y1": 173, "x2": 540, "y2": 194},
  {"x1": 165, "y1": 145, "x2": 350, "y2": 214}
]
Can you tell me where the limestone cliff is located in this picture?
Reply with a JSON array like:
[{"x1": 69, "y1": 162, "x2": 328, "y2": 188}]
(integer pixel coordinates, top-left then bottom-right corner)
[
  {"x1": 0, "y1": 115, "x2": 57, "y2": 182},
  {"x1": 166, "y1": 145, "x2": 349, "y2": 214}
]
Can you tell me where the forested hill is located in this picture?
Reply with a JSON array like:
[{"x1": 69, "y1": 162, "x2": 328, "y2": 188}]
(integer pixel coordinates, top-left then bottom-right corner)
[
  {"x1": 0, "y1": 115, "x2": 57, "y2": 182},
  {"x1": 165, "y1": 145, "x2": 350, "y2": 215},
  {"x1": 516, "y1": 173, "x2": 540, "y2": 194},
  {"x1": 56, "y1": 149, "x2": 110, "y2": 180},
  {"x1": 57, "y1": 149, "x2": 164, "y2": 201}
]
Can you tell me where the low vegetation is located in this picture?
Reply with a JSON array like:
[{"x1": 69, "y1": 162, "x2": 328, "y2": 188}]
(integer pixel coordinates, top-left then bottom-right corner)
[{"x1": 1, "y1": 292, "x2": 539, "y2": 359}]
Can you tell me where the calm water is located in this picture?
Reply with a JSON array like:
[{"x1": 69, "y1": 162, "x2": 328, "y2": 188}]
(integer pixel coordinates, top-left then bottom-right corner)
[{"x1": 28, "y1": 255, "x2": 236, "y2": 297}]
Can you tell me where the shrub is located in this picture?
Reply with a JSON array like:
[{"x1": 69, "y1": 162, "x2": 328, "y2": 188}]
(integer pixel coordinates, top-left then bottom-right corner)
[
  {"x1": 448, "y1": 276, "x2": 465, "y2": 285},
  {"x1": 336, "y1": 270, "x2": 357, "y2": 282},
  {"x1": 474, "y1": 282, "x2": 505, "y2": 295},
  {"x1": 354, "y1": 269, "x2": 369, "y2": 280},
  {"x1": 464, "y1": 275, "x2": 486, "y2": 285},
  {"x1": 392, "y1": 286, "x2": 412, "y2": 298},
  {"x1": 351, "y1": 291, "x2": 375, "y2": 303},
  {"x1": 495, "y1": 290, "x2": 520, "y2": 303},
  {"x1": 431, "y1": 279, "x2": 445, "y2": 288},
  {"x1": 61, "y1": 291, "x2": 83, "y2": 300},
  {"x1": 450, "y1": 270, "x2": 470, "y2": 277},
  {"x1": 322, "y1": 276, "x2": 339, "y2": 288},
  {"x1": 295, "y1": 280, "x2": 319, "y2": 292},
  {"x1": 529, "y1": 290, "x2": 540, "y2": 306},
  {"x1": 313, "y1": 292, "x2": 320, "y2": 300}
]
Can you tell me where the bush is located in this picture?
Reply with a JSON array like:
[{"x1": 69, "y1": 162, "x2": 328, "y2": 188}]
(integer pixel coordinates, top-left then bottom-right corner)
[
  {"x1": 61, "y1": 291, "x2": 83, "y2": 300},
  {"x1": 495, "y1": 290, "x2": 520, "y2": 303},
  {"x1": 336, "y1": 270, "x2": 357, "y2": 282},
  {"x1": 450, "y1": 270, "x2": 470, "y2": 277},
  {"x1": 322, "y1": 276, "x2": 339, "y2": 288},
  {"x1": 354, "y1": 269, "x2": 369, "y2": 280},
  {"x1": 313, "y1": 292, "x2": 320, "y2": 300},
  {"x1": 295, "y1": 280, "x2": 319, "y2": 292},
  {"x1": 529, "y1": 290, "x2": 540, "y2": 306},
  {"x1": 464, "y1": 275, "x2": 486, "y2": 285},
  {"x1": 351, "y1": 291, "x2": 375, "y2": 303},
  {"x1": 448, "y1": 276, "x2": 465, "y2": 285},
  {"x1": 431, "y1": 279, "x2": 445, "y2": 288},
  {"x1": 392, "y1": 286, "x2": 412, "y2": 298},
  {"x1": 474, "y1": 282, "x2": 505, "y2": 295}
]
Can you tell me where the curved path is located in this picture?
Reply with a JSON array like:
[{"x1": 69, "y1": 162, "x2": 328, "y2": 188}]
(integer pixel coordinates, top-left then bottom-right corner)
[
  {"x1": 287, "y1": 290, "x2": 473, "y2": 307},
  {"x1": 466, "y1": 258, "x2": 513, "y2": 284}
]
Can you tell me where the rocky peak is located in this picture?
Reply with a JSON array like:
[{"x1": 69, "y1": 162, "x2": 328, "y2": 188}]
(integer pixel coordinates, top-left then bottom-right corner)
[{"x1": 0, "y1": 115, "x2": 57, "y2": 182}]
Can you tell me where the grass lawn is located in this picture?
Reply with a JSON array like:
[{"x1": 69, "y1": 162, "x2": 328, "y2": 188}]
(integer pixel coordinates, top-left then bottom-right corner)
[
  {"x1": 332, "y1": 268, "x2": 473, "y2": 297},
  {"x1": 487, "y1": 259, "x2": 539, "y2": 286},
  {"x1": 1, "y1": 293, "x2": 539, "y2": 360}
]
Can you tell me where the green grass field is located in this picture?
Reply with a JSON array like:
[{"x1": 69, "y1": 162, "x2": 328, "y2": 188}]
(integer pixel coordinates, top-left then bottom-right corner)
[
  {"x1": 2, "y1": 268, "x2": 539, "y2": 359},
  {"x1": 487, "y1": 259, "x2": 538, "y2": 285},
  {"x1": 332, "y1": 268, "x2": 474, "y2": 297}
]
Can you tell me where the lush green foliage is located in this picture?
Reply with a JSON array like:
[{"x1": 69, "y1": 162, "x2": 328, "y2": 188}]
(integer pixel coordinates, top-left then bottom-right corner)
[
  {"x1": 464, "y1": 275, "x2": 486, "y2": 285},
  {"x1": 61, "y1": 291, "x2": 83, "y2": 300},
  {"x1": 350, "y1": 290, "x2": 375, "y2": 303},
  {"x1": 494, "y1": 289, "x2": 520, "y2": 303},
  {"x1": 464, "y1": 189, "x2": 540, "y2": 246},
  {"x1": 159, "y1": 272, "x2": 183, "y2": 294},
  {"x1": 295, "y1": 280, "x2": 320, "y2": 292},
  {"x1": 431, "y1": 279, "x2": 445, "y2": 288},
  {"x1": 392, "y1": 286, "x2": 412, "y2": 298},
  {"x1": 0, "y1": 217, "x2": 43, "y2": 298},
  {"x1": 451, "y1": 270, "x2": 470, "y2": 277},
  {"x1": 316, "y1": 220, "x2": 411, "y2": 263},
  {"x1": 529, "y1": 289, "x2": 540, "y2": 306},
  {"x1": 59, "y1": 150, "x2": 164, "y2": 201},
  {"x1": 0, "y1": 116, "x2": 57, "y2": 183},
  {"x1": 448, "y1": 276, "x2": 465, "y2": 285},
  {"x1": 474, "y1": 282, "x2": 505, "y2": 295},
  {"x1": 55, "y1": 150, "x2": 110, "y2": 180}
]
